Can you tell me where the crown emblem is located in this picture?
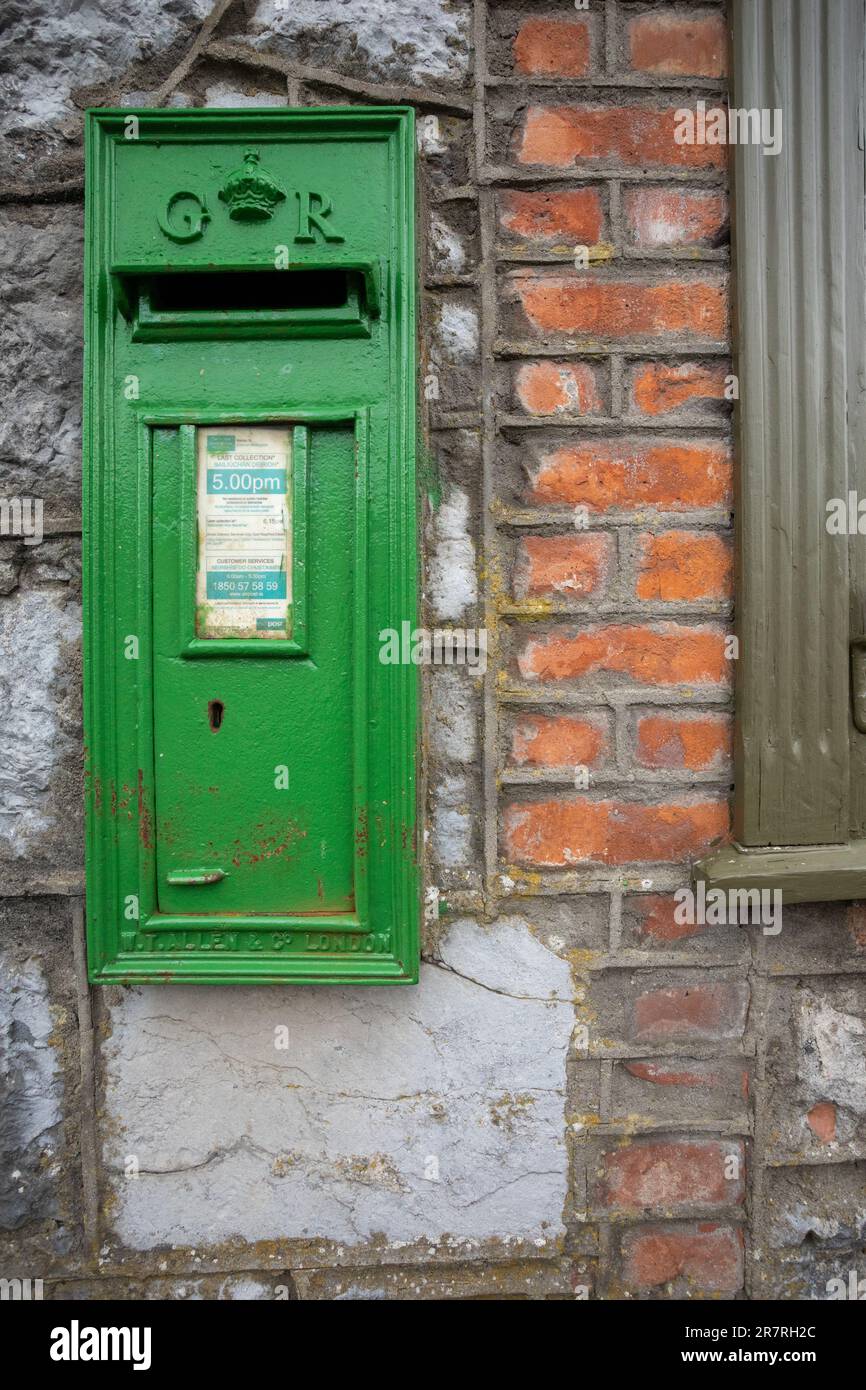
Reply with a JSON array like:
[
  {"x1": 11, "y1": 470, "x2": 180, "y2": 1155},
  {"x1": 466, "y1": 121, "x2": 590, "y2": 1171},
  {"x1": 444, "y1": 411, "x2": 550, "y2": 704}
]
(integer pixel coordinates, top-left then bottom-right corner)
[{"x1": 219, "y1": 149, "x2": 286, "y2": 222}]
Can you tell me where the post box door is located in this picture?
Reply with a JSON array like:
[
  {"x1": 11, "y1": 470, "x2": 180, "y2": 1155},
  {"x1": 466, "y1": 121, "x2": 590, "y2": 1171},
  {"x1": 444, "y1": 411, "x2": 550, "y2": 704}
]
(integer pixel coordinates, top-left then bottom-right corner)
[{"x1": 152, "y1": 422, "x2": 359, "y2": 917}]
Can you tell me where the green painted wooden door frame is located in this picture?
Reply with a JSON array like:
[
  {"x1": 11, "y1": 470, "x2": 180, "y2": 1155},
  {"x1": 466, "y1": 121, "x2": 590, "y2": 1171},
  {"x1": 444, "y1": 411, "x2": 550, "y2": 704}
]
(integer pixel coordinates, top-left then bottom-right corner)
[
  {"x1": 694, "y1": 0, "x2": 866, "y2": 903},
  {"x1": 83, "y1": 108, "x2": 420, "y2": 981}
]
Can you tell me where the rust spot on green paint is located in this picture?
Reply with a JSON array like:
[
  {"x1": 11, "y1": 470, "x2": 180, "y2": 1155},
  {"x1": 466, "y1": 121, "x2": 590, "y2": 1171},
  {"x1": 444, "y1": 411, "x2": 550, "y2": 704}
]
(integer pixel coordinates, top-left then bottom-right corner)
[
  {"x1": 228, "y1": 820, "x2": 307, "y2": 868},
  {"x1": 355, "y1": 807, "x2": 368, "y2": 858},
  {"x1": 158, "y1": 819, "x2": 179, "y2": 847},
  {"x1": 137, "y1": 769, "x2": 153, "y2": 850}
]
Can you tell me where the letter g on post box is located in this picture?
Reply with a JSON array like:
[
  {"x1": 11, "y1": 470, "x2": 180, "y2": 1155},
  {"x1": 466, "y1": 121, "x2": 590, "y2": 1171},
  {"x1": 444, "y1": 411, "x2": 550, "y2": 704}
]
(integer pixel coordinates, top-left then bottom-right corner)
[{"x1": 83, "y1": 109, "x2": 419, "y2": 984}]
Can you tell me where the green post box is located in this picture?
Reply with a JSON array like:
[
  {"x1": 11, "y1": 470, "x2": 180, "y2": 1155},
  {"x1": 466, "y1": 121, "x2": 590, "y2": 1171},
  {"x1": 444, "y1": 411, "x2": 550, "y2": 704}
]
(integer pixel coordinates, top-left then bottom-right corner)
[{"x1": 83, "y1": 108, "x2": 419, "y2": 984}]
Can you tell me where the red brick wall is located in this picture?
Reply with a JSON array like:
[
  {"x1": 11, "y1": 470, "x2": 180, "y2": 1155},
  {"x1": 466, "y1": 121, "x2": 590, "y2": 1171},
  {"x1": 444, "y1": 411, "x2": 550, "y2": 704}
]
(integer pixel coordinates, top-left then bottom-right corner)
[
  {"x1": 420, "y1": 0, "x2": 861, "y2": 1308},
  {"x1": 483, "y1": 0, "x2": 737, "y2": 1297},
  {"x1": 488, "y1": 9, "x2": 732, "y2": 821}
]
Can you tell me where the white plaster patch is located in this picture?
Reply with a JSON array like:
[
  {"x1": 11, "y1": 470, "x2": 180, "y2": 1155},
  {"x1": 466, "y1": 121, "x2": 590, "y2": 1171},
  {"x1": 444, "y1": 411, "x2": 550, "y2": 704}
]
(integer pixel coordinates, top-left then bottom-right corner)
[
  {"x1": 427, "y1": 488, "x2": 476, "y2": 621},
  {"x1": 431, "y1": 803, "x2": 473, "y2": 867},
  {"x1": 417, "y1": 114, "x2": 447, "y2": 155},
  {"x1": 203, "y1": 85, "x2": 288, "y2": 108},
  {"x1": 103, "y1": 920, "x2": 572, "y2": 1251},
  {"x1": 429, "y1": 670, "x2": 477, "y2": 761},
  {"x1": 431, "y1": 770, "x2": 474, "y2": 868},
  {"x1": 438, "y1": 917, "x2": 574, "y2": 1002},
  {"x1": 218, "y1": 1277, "x2": 275, "y2": 1300},
  {"x1": 430, "y1": 216, "x2": 467, "y2": 276},
  {"x1": 435, "y1": 301, "x2": 479, "y2": 363}
]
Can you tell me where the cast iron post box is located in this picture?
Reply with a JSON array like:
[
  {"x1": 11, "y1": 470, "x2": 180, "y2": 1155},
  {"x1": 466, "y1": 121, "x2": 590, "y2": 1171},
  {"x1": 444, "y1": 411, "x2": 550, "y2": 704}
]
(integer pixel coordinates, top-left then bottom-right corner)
[{"x1": 83, "y1": 108, "x2": 419, "y2": 984}]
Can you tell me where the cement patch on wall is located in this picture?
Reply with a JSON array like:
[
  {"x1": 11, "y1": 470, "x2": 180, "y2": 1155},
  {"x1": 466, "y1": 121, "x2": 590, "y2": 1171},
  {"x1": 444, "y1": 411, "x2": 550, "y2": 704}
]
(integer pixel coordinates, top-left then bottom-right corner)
[{"x1": 102, "y1": 918, "x2": 574, "y2": 1251}]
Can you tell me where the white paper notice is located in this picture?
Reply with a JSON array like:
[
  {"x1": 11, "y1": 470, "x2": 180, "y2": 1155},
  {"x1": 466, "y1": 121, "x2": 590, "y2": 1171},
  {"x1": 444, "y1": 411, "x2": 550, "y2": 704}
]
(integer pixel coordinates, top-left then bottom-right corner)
[{"x1": 196, "y1": 425, "x2": 292, "y2": 640}]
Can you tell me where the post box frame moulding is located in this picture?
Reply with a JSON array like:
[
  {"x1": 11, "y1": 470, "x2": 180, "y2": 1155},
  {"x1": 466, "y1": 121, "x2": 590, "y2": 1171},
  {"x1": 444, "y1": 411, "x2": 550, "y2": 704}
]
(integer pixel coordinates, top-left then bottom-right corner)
[{"x1": 83, "y1": 106, "x2": 420, "y2": 983}]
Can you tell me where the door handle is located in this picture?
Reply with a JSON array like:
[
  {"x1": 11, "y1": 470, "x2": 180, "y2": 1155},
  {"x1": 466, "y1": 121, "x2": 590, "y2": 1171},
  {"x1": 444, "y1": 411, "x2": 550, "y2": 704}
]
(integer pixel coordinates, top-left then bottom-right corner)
[{"x1": 166, "y1": 867, "x2": 226, "y2": 886}]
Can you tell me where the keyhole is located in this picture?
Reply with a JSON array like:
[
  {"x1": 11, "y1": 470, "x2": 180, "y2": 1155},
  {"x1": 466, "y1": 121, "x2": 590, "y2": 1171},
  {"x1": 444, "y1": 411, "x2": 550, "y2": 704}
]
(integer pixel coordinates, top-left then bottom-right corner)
[{"x1": 208, "y1": 699, "x2": 224, "y2": 732}]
